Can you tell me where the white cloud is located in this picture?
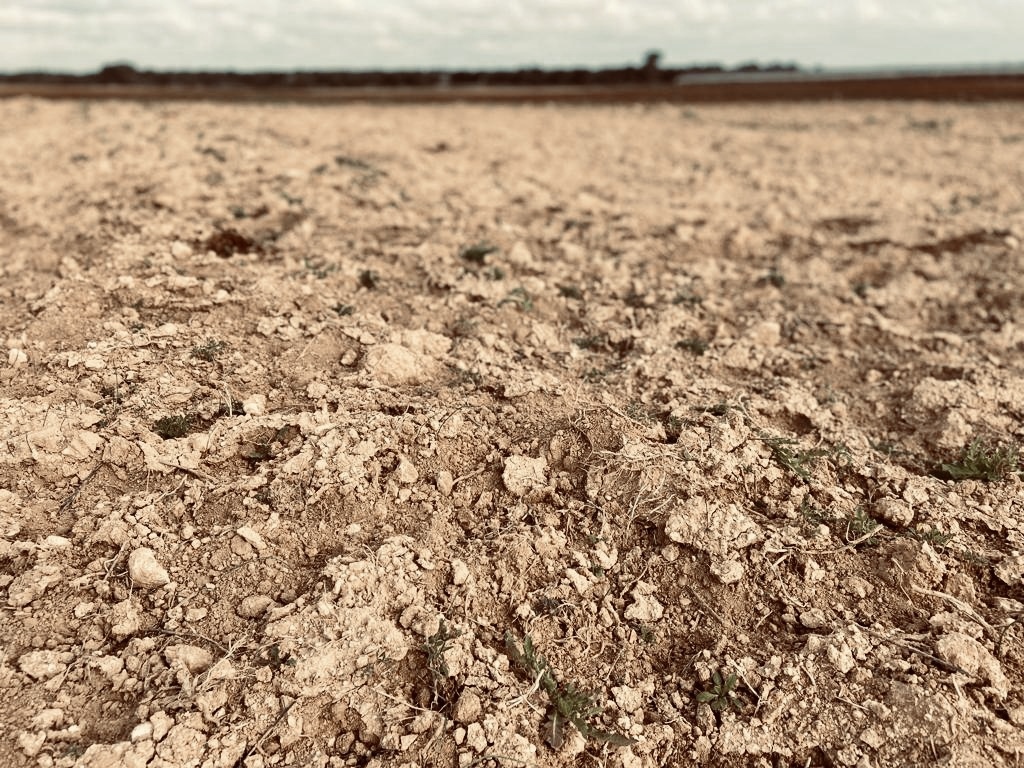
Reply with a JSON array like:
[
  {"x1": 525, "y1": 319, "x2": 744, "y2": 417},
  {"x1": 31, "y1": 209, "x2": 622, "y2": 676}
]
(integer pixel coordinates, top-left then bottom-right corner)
[{"x1": 0, "y1": 0, "x2": 1021, "y2": 72}]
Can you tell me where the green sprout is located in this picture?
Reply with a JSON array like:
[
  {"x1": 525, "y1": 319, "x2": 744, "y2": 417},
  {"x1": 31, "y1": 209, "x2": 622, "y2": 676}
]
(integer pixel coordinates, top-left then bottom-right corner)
[
  {"x1": 505, "y1": 634, "x2": 633, "y2": 749},
  {"x1": 695, "y1": 669, "x2": 739, "y2": 713}
]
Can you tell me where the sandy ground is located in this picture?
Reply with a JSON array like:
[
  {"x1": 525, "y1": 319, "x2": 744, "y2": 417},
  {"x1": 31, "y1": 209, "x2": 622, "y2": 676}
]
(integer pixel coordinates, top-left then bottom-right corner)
[{"x1": 1, "y1": 98, "x2": 1023, "y2": 768}]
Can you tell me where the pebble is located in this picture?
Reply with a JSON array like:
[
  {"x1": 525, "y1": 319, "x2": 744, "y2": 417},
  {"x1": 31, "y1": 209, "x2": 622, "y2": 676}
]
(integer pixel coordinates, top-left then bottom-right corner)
[
  {"x1": 235, "y1": 528, "x2": 266, "y2": 548},
  {"x1": 362, "y1": 343, "x2": 430, "y2": 386},
  {"x1": 17, "y1": 731, "x2": 45, "y2": 757},
  {"x1": 128, "y1": 548, "x2": 170, "y2": 588},
  {"x1": 109, "y1": 599, "x2": 143, "y2": 638},
  {"x1": 238, "y1": 595, "x2": 274, "y2": 618},
  {"x1": 436, "y1": 469, "x2": 454, "y2": 496},
  {"x1": 242, "y1": 394, "x2": 266, "y2": 416},
  {"x1": 502, "y1": 455, "x2": 548, "y2": 496},
  {"x1": 453, "y1": 691, "x2": 482, "y2": 724},
  {"x1": 170, "y1": 241, "x2": 193, "y2": 259},
  {"x1": 395, "y1": 456, "x2": 419, "y2": 484},
  {"x1": 165, "y1": 644, "x2": 214, "y2": 674},
  {"x1": 18, "y1": 650, "x2": 69, "y2": 681},
  {"x1": 7, "y1": 564, "x2": 63, "y2": 607},
  {"x1": 450, "y1": 558, "x2": 470, "y2": 586},
  {"x1": 465, "y1": 722, "x2": 488, "y2": 752},
  {"x1": 8, "y1": 348, "x2": 27, "y2": 366}
]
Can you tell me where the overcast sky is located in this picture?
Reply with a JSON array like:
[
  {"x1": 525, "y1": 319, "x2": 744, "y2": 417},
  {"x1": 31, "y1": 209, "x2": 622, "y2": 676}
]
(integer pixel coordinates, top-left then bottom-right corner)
[{"x1": 2, "y1": 0, "x2": 1022, "y2": 73}]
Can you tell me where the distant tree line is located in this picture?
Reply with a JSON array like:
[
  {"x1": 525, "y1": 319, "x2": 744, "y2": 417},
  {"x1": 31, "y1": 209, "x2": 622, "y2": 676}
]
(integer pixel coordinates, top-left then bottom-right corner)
[{"x1": 0, "y1": 60, "x2": 800, "y2": 88}]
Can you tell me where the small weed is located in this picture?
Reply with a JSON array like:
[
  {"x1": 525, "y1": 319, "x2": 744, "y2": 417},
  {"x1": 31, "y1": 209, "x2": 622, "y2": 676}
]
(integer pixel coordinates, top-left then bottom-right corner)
[
  {"x1": 695, "y1": 669, "x2": 739, "y2": 713},
  {"x1": 625, "y1": 401, "x2": 654, "y2": 424},
  {"x1": 303, "y1": 256, "x2": 337, "y2": 279},
  {"x1": 870, "y1": 440, "x2": 916, "y2": 460},
  {"x1": 694, "y1": 402, "x2": 732, "y2": 417},
  {"x1": 460, "y1": 242, "x2": 499, "y2": 265},
  {"x1": 335, "y1": 154, "x2": 375, "y2": 171},
  {"x1": 499, "y1": 287, "x2": 533, "y2": 312},
  {"x1": 672, "y1": 289, "x2": 703, "y2": 307},
  {"x1": 358, "y1": 270, "x2": 380, "y2": 290},
  {"x1": 573, "y1": 334, "x2": 607, "y2": 351},
  {"x1": 840, "y1": 507, "x2": 881, "y2": 546},
  {"x1": 424, "y1": 619, "x2": 461, "y2": 681},
  {"x1": 957, "y1": 548, "x2": 991, "y2": 568},
  {"x1": 505, "y1": 633, "x2": 633, "y2": 749},
  {"x1": 623, "y1": 290, "x2": 649, "y2": 309},
  {"x1": 631, "y1": 623, "x2": 656, "y2": 644},
  {"x1": 257, "y1": 643, "x2": 295, "y2": 670},
  {"x1": 762, "y1": 435, "x2": 830, "y2": 481},
  {"x1": 762, "y1": 268, "x2": 786, "y2": 288},
  {"x1": 483, "y1": 266, "x2": 505, "y2": 281},
  {"x1": 558, "y1": 284, "x2": 583, "y2": 300},
  {"x1": 675, "y1": 337, "x2": 708, "y2": 355},
  {"x1": 908, "y1": 526, "x2": 954, "y2": 549},
  {"x1": 190, "y1": 339, "x2": 225, "y2": 362},
  {"x1": 799, "y1": 498, "x2": 829, "y2": 529},
  {"x1": 662, "y1": 414, "x2": 683, "y2": 444},
  {"x1": 154, "y1": 413, "x2": 194, "y2": 439},
  {"x1": 934, "y1": 439, "x2": 1019, "y2": 482},
  {"x1": 801, "y1": 500, "x2": 880, "y2": 547}
]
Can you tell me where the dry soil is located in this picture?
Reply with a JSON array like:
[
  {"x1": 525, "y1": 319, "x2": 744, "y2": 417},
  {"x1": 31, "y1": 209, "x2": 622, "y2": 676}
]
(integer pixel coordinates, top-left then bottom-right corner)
[{"x1": 1, "y1": 99, "x2": 1023, "y2": 768}]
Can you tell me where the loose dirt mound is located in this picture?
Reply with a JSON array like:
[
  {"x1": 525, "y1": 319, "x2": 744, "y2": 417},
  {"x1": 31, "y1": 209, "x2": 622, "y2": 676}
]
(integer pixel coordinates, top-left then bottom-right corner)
[{"x1": 1, "y1": 99, "x2": 1022, "y2": 767}]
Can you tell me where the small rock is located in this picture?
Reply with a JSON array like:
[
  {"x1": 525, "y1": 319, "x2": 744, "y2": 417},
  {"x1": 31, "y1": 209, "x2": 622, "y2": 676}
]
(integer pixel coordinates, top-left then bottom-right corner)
[
  {"x1": 170, "y1": 240, "x2": 193, "y2": 259},
  {"x1": 109, "y1": 598, "x2": 144, "y2": 638},
  {"x1": 131, "y1": 722, "x2": 154, "y2": 742},
  {"x1": 362, "y1": 343, "x2": 433, "y2": 386},
  {"x1": 242, "y1": 394, "x2": 266, "y2": 416},
  {"x1": 238, "y1": 595, "x2": 274, "y2": 618},
  {"x1": 8, "y1": 348, "x2": 28, "y2": 367},
  {"x1": 745, "y1": 320, "x2": 781, "y2": 347},
  {"x1": 841, "y1": 576, "x2": 875, "y2": 599},
  {"x1": 695, "y1": 702, "x2": 716, "y2": 734},
  {"x1": 395, "y1": 456, "x2": 419, "y2": 484},
  {"x1": 150, "y1": 711, "x2": 174, "y2": 741},
  {"x1": 17, "y1": 731, "x2": 45, "y2": 757},
  {"x1": 994, "y1": 553, "x2": 1024, "y2": 587},
  {"x1": 7, "y1": 564, "x2": 62, "y2": 607},
  {"x1": 18, "y1": 650, "x2": 68, "y2": 681},
  {"x1": 502, "y1": 455, "x2": 547, "y2": 497},
  {"x1": 453, "y1": 691, "x2": 482, "y2": 724},
  {"x1": 31, "y1": 709, "x2": 64, "y2": 730},
  {"x1": 624, "y1": 592, "x2": 664, "y2": 623},
  {"x1": 128, "y1": 548, "x2": 169, "y2": 588},
  {"x1": 450, "y1": 558, "x2": 470, "y2": 586},
  {"x1": 799, "y1": 608, "x2": 829, "y2": 629},
  {"x1": 165, "y1": 644, "x2": 214, "y2": 674},
  {"x1": 229, "y1": 536, "x2": 254, "y2": 558},
  {"x1": 827, "y1": 641, "x2": 857, "y2": 674},
  {"x1": 465, "y1": 722, "x2": 488, "y2": 752},
  {"x1": 935, "y1": 632, "x2": 1010, "y2": 698},
  {"x1": 876, "y1": 498, "x2": 913, "y2": 527},
  {"x1": 710, "y1": 558, "x2": 745, "y2": 584},
  {"x1": 612, "y1": 685, "x2": 643, "y2": 714},
  {"x1": 236, "y1": 526, "x2": 266, "y2": 551},
  {"x1": 436, "y1": 470, "x2": 454, "y2": 496},
  {"x1": 860, "y1": 727, "x2": 885, "y2": 750}
]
